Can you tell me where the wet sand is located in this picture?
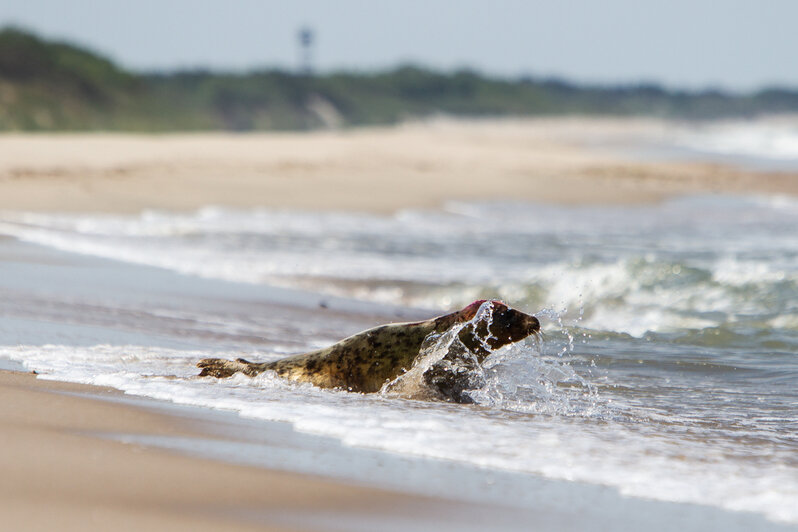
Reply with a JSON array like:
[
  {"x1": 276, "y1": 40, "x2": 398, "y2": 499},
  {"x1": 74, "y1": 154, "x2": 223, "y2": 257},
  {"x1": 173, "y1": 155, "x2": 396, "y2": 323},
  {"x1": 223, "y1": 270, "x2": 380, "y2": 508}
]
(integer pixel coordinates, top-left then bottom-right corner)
[
  {"x1": 0, "y1": 370, "x2": 495, "y2": 532},
  {"x1": 2, "y1": 118, "x2": 797, "y2": 214}
]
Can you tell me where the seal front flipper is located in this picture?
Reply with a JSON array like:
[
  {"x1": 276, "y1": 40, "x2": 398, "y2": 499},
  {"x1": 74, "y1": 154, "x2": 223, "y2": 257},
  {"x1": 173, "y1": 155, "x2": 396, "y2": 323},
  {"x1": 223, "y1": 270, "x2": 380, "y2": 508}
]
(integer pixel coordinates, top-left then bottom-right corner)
[
  {"x1": 198, "y1": 358, "x2": 262, "y2": 378},
  {"x1": 422, "y1": 342, "x2": 481, "y2": 403}
]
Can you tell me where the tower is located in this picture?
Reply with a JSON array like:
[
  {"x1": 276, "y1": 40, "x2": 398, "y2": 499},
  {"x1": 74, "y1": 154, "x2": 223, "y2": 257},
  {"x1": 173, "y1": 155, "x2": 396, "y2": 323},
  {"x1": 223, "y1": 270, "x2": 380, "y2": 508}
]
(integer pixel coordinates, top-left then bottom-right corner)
[{"x1": 298, "y1": 26, "x2": 314, "y2": 75}]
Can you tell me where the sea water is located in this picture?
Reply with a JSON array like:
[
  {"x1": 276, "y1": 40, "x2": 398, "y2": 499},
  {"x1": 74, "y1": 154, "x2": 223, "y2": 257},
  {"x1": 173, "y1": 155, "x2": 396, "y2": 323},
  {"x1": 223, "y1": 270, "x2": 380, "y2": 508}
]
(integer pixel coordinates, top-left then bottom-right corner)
[
  {"x1": 1, "y1": 195, "x2": 797, "y2": 525},
  {"x1": 641, "y1": 117, "x2": 798, "y2": 171}
]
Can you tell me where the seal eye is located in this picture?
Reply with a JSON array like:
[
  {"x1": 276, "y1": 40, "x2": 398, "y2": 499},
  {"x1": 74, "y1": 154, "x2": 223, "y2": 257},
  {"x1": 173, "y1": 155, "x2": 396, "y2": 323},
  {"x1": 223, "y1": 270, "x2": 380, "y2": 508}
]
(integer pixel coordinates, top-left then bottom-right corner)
[{"x1": 496, "y1": 309, "x2": 511, "y2": 323}]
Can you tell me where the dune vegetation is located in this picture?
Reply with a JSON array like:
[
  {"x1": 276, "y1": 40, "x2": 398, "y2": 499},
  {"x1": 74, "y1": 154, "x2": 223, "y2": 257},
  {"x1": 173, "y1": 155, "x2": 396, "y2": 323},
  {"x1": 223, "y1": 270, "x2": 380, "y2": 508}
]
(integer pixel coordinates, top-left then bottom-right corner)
[{"x1": 2, "y1": 27, "x2": 797, "y2": 131}]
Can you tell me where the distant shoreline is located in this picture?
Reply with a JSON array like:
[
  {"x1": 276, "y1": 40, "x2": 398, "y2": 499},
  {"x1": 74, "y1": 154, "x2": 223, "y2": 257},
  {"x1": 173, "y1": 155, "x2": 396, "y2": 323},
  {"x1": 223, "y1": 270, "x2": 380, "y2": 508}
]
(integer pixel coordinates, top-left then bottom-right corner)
[
  {"x1": 1, "y1": 118, "x2": 797, "y2": 214},
  {"x1": 3, "y1": 27, "x2": 798, "y2": 132}
]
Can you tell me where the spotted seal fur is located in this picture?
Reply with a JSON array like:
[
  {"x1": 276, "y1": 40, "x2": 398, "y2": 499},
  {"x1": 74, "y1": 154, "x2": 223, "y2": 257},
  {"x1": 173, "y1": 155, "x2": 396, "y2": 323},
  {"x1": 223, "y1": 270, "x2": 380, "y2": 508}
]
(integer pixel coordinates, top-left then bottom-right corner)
[{"x1": 197, "y1": 300, "x2": 540, "y2": 402}]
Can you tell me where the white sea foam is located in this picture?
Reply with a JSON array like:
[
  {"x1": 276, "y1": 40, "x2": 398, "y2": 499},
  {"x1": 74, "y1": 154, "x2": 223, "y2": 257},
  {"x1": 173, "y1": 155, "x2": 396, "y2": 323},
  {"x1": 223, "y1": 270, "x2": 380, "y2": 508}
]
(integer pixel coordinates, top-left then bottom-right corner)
[{"x1": 672, "y1": 119, "x2": 798, "y2": 161}]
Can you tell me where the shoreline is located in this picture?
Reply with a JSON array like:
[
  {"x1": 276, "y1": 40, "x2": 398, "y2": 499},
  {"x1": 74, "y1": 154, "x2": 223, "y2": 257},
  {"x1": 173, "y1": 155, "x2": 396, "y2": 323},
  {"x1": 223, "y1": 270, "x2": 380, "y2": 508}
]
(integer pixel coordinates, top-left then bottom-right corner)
[
  {"x1": 3, "y1": 359, "x2": 791, "y2": 532},
  {"x1": 4, "y1": 367, "x2": 793, "y2": 532},
  {"x1": 2, "y1": 118, "x2": 798, "y2": 215},
  {"x1": 0, "y1": 238, "x2": 794, "y2": 531},
  {"x1": 0, "y1": 370, "x2": 492, "y2": 532}
]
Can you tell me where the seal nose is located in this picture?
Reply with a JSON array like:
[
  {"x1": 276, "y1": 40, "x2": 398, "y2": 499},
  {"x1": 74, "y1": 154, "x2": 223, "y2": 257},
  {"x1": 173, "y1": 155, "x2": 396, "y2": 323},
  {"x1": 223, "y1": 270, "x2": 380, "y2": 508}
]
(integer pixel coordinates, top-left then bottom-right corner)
[{"x1": 526, "y1": 315, "x2": 541, "y2": 334}]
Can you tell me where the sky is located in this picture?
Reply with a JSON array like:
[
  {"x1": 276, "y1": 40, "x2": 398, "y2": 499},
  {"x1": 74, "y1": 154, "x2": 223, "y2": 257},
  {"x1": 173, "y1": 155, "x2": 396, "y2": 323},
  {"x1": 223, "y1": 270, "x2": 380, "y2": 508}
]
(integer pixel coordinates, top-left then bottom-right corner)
[{"x1": 1, "y1": 0, "x2": 796, "y2": 91}]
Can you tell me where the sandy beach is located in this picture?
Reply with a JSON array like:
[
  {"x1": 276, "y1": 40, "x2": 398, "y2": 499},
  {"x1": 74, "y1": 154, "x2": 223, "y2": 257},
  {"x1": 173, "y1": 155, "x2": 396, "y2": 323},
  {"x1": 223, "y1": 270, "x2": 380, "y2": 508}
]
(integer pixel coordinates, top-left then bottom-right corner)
[
  {"x1": 0, "y1": 371, "x2": 417, "y2": 532},
  {"x1": 2, "y1": 118, "x2": 797, "y2": 531},
  {"x1": 2, "y1": 118, "x2": 798, "y2": 214}
]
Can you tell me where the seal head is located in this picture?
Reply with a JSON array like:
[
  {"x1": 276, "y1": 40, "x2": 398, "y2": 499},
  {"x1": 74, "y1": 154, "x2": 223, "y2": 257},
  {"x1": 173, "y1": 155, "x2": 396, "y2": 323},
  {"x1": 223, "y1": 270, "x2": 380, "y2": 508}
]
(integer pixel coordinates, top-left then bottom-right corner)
[
  {"x1": 418, "y1": 300, "x2": 540, "y2": 402},
  {"x1": 458, "y1": 300, "x2": 540, "y2": 359}
]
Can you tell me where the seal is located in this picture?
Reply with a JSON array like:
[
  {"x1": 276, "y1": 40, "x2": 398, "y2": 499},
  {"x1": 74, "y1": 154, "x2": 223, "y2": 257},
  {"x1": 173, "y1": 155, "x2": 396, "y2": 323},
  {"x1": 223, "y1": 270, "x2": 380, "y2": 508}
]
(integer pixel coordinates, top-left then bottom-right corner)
[{"x1": 197, "y1": 300, "x2": 540, "y2": 402}]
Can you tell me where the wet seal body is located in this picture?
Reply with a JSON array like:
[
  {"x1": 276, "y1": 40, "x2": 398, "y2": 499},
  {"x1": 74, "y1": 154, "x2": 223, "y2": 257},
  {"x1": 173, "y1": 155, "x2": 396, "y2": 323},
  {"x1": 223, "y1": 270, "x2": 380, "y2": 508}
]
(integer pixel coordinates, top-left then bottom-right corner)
[{"x1": 198, "y1": 300, "x2": 540, "y2": 402}]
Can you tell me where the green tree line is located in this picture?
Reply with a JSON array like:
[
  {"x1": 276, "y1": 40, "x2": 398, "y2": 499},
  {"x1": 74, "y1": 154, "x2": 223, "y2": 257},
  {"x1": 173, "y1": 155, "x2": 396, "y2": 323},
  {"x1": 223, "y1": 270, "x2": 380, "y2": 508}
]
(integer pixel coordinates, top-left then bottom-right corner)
[{"x1": 1, "y1": 27, "x2": 797, "y2": 131}]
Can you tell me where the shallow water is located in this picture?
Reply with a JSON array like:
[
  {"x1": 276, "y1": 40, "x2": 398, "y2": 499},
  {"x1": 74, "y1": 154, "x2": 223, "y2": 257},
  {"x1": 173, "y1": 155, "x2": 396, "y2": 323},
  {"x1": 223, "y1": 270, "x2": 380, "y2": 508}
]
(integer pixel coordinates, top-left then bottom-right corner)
[
  {"x1": 1, "y1": 195, "x2": 797, "y2": 524},
  {"x1": 671, "y1": 119, "x2": 798, "y2": 169},
  {"x1": 631, "y1": 118, "x2": 798, "y2": 171}
]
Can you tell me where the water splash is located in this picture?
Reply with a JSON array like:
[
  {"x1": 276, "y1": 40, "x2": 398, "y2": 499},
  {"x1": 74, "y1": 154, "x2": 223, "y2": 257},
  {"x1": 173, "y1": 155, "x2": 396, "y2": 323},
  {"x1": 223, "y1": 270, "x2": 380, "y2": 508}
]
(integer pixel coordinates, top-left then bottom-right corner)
[
  {"x1": 467, "y1": 344, "x2": 597, "y2": 415},
  {"x1": 382, "y1": 301, "x2": 597, "y2": 414},
  {"x1": 381, "y1": 300, "x2": 499, "y2": 401},
  {"x1": 467, "y1": 305, "x2": 600, "y2": 416}
]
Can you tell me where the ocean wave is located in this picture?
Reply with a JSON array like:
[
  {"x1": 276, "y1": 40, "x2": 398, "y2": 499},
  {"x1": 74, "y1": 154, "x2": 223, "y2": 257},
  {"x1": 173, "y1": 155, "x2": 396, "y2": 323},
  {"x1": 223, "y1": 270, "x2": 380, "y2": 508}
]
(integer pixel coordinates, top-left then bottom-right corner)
[
  {"x1": 672, "y1": 120, "x2": 798, "y2": 161},
  {"x1": 2, "y1": 196, "x2": 797, "y2": 341}
]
